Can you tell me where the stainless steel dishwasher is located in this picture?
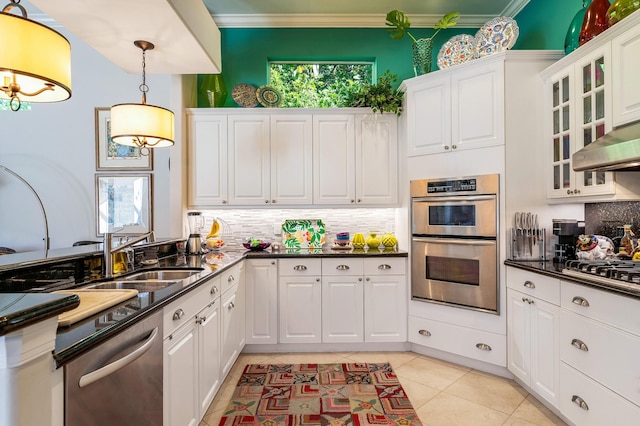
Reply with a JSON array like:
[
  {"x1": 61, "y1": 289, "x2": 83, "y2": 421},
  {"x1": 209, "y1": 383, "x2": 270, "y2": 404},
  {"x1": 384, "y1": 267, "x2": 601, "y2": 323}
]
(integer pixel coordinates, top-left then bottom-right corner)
[{"x1": 64, "y1": 310, "x2": 163, "y2": 425}]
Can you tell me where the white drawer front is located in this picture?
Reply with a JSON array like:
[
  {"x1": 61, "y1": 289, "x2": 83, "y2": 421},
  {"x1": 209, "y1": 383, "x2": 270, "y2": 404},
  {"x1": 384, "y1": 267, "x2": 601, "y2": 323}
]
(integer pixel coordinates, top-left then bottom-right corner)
[
  {"x1": 363, "y1": 257, "x2": 406, "y2": 276},
  {"x1": 409, "y1": 316, "x2": 506, "y2": 366},
  {"x1": 322, "y1": 258, "x2": 364, "y2": 276},
  {"x1": 279, "y1": 258, "x2": 322, "y2": 276},
  {"x1": 561, "y1": 280, "x2": 640, "y2": 336},
  {"x1": 220, "y1": 263, "x2": 243, "y2": 294},
  {"x1": 163, "y1": 277, "x2": 220, "y2": 338},
  {"x1": 560, "y1": 309, "x2": 640, "y2": 406},
  {"x1": 560, "y1": 362, "x2": 640, "y2": 426},
  {"x1": 506, "y1": 267, "x2": 560, "y2": 305}
]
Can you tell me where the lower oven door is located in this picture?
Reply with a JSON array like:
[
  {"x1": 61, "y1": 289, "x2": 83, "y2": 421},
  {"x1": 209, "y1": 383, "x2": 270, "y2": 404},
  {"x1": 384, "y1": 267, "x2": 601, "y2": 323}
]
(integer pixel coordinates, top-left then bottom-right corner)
[{"x1": 412, "y1": 237, "x2": 498, "y2": 313}]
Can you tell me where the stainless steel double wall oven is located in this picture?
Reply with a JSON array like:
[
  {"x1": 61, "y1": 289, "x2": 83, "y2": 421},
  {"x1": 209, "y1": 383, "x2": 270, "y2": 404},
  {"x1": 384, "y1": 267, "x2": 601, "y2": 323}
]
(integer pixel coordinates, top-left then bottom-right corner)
[{"x1": 411, "y1": 174, "x2": 499, "y2": 313}]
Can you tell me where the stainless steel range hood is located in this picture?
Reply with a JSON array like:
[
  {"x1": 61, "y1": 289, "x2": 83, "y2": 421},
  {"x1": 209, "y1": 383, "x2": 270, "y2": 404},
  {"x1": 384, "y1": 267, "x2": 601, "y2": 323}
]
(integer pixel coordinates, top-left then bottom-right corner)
[{"x1": 573, "y1": 120, "x2": 640, "y2": 171}]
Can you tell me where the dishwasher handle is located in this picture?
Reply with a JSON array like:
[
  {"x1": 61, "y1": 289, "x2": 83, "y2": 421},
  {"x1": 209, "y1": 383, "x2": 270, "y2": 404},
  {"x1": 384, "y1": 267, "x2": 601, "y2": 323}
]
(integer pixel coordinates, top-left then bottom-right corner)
[{"x1": 78, "y1": 327, "x2": 159, "y2": 388}]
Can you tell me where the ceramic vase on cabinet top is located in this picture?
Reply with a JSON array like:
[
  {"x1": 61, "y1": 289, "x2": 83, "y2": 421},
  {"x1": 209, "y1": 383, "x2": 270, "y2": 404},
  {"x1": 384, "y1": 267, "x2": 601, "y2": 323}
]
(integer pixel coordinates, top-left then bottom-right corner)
[
  {"x1": 565, "y1": 1, "x2": 591, "y2": 53},
  {"x1": 200, "y1": 74, "x2": 228, "y2": 107},
  {"x1": 579, "y1": 0, "x2": 611, "y2": 46},
  {"x1": 606, "y1": 0, "x2": 640, "y2": 25}
]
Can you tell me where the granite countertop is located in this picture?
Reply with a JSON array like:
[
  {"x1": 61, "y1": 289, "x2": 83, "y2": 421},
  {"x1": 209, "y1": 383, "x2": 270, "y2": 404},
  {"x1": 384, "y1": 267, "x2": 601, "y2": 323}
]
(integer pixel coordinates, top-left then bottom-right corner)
[
  {"x1": 0, "y1": 293, "x2": 80, "y2": 336},
  {"x1": 244, "y1": 247, "x2": 408, "y2": 258},
  {"x1": 505, "y1": 259, "x2": 640, "y2": 299}
]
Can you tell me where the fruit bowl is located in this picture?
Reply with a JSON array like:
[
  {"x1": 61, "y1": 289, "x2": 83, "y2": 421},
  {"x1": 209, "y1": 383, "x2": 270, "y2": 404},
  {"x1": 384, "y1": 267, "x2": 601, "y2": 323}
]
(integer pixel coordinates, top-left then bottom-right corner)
[
  {"x1": 203, "y1": 238, "x2": 225, "y2": 251},
  {"x1": 243, "y1": 238, "x2": 271, "y2": 251}
]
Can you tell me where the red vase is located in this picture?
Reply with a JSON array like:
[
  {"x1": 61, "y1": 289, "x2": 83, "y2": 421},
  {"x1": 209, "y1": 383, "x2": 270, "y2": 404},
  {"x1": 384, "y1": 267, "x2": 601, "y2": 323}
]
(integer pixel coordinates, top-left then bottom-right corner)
[{"x1": 579, "y1": 0, "x2": 611, "y2": 45}]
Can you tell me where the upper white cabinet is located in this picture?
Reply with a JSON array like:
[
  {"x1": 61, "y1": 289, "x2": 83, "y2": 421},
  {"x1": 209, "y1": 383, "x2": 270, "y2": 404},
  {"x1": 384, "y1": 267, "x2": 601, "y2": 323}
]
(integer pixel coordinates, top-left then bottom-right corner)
[
  {"x1": 187, "y1": 109, "x2": 398, "y2": 208},
  {"x1": 540, "y1": 10, "x2": 640, "y2": 202},
  {"x1": 403, "y1": 56, "x2": 504, "y2": 156}
]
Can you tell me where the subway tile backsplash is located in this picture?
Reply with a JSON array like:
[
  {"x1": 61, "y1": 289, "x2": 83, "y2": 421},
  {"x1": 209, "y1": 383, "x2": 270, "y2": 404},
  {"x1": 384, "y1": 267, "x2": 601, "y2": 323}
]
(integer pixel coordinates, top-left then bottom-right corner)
[
  {"x1": 196, "y1": 208, "x2": 398, "y2": 247},
  {"x1": 584, "y1": 202, "x2": 640, "y2": 237}
]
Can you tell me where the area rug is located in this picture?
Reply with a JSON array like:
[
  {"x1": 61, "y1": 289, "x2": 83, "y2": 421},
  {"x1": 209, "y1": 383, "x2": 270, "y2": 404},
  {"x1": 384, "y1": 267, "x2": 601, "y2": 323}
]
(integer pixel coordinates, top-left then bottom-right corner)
[{"x1": 219, "y1": 363, "x2": 422, "y2": 425}]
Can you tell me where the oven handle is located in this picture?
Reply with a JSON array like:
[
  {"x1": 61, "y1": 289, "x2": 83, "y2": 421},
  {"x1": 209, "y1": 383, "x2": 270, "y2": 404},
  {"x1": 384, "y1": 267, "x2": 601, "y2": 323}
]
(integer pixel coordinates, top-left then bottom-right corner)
[
  {"x1": 78, "y1": 327, "x2": 159, "y2": 388},
  {"x1": 412, "y1": 195, "x2": 496, "y2": 203},
  {"x1": 412, "y1": 237, "x2": 496, "y2": 245}
]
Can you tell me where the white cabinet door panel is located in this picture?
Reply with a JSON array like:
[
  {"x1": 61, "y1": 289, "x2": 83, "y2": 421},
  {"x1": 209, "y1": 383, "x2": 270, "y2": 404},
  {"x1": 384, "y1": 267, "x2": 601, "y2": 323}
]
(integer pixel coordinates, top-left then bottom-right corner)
[
  {"x1": 322, "y1": 276, "x2": 364, "y2": 342},
  {"x1": 313, "y1": 115, "x2": 355, "y2": 204},
  {"x1": 188, "y1": 113, "x2": 228, "y2": 206},
  {"x1": 279, "y1": 276, "x2": 322, "y2": 343}
]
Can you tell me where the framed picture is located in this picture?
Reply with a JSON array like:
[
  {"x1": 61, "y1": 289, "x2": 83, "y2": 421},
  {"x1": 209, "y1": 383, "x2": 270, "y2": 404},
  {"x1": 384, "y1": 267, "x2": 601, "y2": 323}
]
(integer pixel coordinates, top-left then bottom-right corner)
[
  {"x1": 95, "y1": 107, "x2": 153, "y2": 170},
  {"x1": 96, "y1": 174, "x2": 152, "y2": 236}
]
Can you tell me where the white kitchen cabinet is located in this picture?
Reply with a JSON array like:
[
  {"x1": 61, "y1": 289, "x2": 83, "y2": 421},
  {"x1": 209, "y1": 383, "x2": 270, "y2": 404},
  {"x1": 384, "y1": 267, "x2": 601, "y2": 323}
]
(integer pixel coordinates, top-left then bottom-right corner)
[
  {"x1": 197, "y1": 299, "x2": 221, "y2": 416},
  {"x1": 221, "y1": 279, "x2": 245, "y2": 378},
  {"x1": 279, "y1": 259, "x2": 322, "y2": 343},
  {"x1": 404, "y1": 57, "x2": 504, "y2": 156},
  {"x1": 612, "y1": 18, "x2": 640, "y2": 126},
  {"x1": 363, "y1": 258, "x2": 407, "y2": 342},
  {"x1": 245, "y1": 259, "x2": 278, "y2": 344},
  {"x1": 322, "y1": 274, "x2": 364, "y2": 342},
  {"x1": 270, "y1": 114, "x2": 313, "y2": 205},
  {"x1": 227, "y1": 114, "x2": 271, "y2": 205},
  {"x1": 313, "y1": 113, "x2": 398, "y2": 205},
  {"x1": 187, "y1": 112, "x2": 228, "y2": 206}
]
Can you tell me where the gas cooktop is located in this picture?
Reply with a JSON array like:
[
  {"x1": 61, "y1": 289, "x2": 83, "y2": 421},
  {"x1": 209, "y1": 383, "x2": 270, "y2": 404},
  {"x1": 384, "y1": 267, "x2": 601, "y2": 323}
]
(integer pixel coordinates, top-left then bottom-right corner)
[{"x1": 562, "y1": 259, "x2": 640, "y2": 292}]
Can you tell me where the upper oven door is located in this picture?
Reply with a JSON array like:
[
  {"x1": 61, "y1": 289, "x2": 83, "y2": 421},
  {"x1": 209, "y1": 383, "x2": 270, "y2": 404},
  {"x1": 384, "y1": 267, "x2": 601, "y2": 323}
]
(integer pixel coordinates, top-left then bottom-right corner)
[{"x1": 412, "y1": 195, "x2": 497, "y2": 237}]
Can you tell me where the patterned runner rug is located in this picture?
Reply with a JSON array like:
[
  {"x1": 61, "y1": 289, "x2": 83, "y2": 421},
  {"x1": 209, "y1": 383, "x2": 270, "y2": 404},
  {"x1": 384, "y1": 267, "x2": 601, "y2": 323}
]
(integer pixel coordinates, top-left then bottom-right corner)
[{"x1": 219, "y1": 362, "x2": 423, "y2": 425}]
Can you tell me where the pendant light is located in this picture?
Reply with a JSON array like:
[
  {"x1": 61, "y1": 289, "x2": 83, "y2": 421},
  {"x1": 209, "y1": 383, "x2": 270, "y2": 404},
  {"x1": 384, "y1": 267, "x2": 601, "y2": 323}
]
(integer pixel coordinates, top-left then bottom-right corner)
[
  {"x1": 110, "y1": 40, "x2": 174, "y2": 156},
  {"x1": 0, "y1": 0, "x2": 72, "y2": 111}
]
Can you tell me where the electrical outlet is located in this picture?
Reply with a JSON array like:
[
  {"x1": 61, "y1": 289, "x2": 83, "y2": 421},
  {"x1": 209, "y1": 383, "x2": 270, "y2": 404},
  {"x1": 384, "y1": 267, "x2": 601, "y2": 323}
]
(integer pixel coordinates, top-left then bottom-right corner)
[{"x1": 273, "y1": 224, "x2": 281, "y2": 236}]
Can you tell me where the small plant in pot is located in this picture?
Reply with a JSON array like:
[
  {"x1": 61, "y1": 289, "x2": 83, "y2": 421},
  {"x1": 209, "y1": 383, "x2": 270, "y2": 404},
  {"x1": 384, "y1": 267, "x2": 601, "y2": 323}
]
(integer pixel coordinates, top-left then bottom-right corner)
[
  {"x1": 348, "y1": 70, "x2": 405, "y2": 116},
  {"x1": 386, "y1": 10, "x2": 460, "y2": 76}
]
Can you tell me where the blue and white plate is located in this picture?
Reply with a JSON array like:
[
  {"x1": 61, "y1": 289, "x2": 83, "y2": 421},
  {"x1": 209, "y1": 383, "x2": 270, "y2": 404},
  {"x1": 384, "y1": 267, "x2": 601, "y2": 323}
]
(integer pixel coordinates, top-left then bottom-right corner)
[
  {"x1": 475, "y1": 16, "x2": 519, "y2": 58},
  {"x1": 437, "y1": 34, "x2": 477, "y2": 69}
]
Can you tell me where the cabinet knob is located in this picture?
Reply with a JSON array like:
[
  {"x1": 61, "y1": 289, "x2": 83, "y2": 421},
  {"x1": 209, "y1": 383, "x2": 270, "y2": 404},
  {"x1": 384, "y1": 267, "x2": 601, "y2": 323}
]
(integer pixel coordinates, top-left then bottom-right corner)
[
  {"x1": 571, "y1": 338, "x2": 589, "y2": 352},
  {"x1": 567, "y1": 189, "x2": 573, "y2": 195},
  {"x1": 271, "y1": 261, "x2": 276, "y2": 265},
  {"x1": 357, "y1": 199, "x2": 361, "y2": 203},
  {"x1": 451, "y1": 145, "x2": 457, "y2": 149},
  {"x1": 222, "y1": 200, "x2": 227, "y2": 204},
  {"x1": 418, "y1": 329, "x2": 431, "y2": 337},
  {"x1": 571, "y1": 296, "x2": 589, "y2": 307},
  {"x1": 336, "y1": 264, "x2": 350, "y2": 270},
  {"x1": 571, "y1": 395, "x2": 589, "y2": 411},
  {"x1": 228, "y1": 301, "x2": 235, "y2": 310},
  {"x1": 228, "y1": 275, "x2": 234, "y2": 282},
  {"x1": 293, "y1": 265, "x2": 308, "y2": 271},
  {"x1": 196, "y1": 315, "x2": 207, "y2": 325},
  {"x1": 172, "y1": 308, "x2": 185, "y2": 321},
  {"x1": 523, "y1": 280, "x2": 535, "y2": 289},
  {"x1": 358, "y1": 277, "x2": 363, "y2": 281},
  {"x1": 265, "y1": 200, "x2": 269, "y2": 204},
  {"x1": 475, "y1": 343, "x2": 492, "y2": 351},
  {"x1": 316, "y1": 278, "x2": 320, "y2": 282},
  {"x1": 444, "y1": 145, "x2": 450, "y2": 150},
  {"x1": 210, "y1": 286, "x2": 218, "y2": 295},
  {"x1": 575, "y1": 189, "x2": 581, "y2": 194},
  {"x1": 351, "y1": 199, "x2": 355, "y2": 203},
  {"x1": 365, "y1": 277, "x2": 370, "y2": 281},
  {"x1": 272, "y1": 200, "x2": 276, "y2": 203}
]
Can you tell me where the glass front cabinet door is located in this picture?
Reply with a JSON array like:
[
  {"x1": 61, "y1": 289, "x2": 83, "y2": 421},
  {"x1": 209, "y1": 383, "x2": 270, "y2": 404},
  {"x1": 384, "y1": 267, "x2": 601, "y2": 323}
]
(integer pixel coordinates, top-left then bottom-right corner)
[{"x1": 547, "y1": 47, "x2": 615, "y2": 199}]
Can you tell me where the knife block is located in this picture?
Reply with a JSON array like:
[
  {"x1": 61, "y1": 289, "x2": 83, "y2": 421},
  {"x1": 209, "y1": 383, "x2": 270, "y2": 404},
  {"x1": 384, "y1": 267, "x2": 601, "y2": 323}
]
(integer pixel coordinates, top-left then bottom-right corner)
[{"x1": 509, "y1": 227, "x2": 546, "y2": 261}]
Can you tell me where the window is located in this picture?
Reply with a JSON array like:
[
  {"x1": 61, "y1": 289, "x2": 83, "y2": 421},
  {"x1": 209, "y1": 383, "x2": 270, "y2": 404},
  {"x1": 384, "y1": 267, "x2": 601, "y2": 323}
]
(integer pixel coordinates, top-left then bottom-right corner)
[{"x1": 268, "y1": 61, "x2": 374, "y2": 108}]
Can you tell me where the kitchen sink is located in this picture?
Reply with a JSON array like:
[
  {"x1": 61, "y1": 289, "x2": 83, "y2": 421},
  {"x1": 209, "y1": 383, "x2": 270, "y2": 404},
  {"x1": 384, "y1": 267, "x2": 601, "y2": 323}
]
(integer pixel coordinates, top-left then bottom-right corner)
[
  {"x1": 83, "y1": 280, "x2": 181, "y2": 291},
  {"x1": 122, "y1": 269, "x2": 203, "y2": 281}
]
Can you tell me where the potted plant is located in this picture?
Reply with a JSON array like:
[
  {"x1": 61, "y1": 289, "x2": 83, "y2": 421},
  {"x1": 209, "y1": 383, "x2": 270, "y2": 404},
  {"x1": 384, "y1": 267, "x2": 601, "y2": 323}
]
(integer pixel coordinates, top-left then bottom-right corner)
[
  {"x1": 386, "y1": 10, "x2": 460, "y2": 76},
  {"x1": 348, "y1": 70, "x2": 405, "y2": 116}
]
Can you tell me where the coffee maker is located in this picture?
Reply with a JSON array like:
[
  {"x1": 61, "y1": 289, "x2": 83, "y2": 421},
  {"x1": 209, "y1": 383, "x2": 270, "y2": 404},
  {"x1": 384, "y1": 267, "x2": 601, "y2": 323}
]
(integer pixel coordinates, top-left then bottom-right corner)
[
  {"x1": 552, "y1": 219, "x2": 585, "y2": 263},
  {"x1": 186, "y1": 211, "x2": 205, "y2": 254}
]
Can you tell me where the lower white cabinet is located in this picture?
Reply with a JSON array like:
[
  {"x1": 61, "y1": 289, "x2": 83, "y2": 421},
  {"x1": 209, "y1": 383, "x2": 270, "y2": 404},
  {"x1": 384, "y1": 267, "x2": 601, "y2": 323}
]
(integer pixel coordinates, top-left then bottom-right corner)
[
  {"x1": 322, "y1": 272, "x2": 364, "y2": 342},
  {"x1": 245, "y1": 259, "x2": 278, "y2": 343},
  {"x1": 279, "y1": 259, "x2": 322, "y2": 343},
  {"x1": 221, "y1": 279, "x2": 245, "y2": 378},
  {"x1": 363, "y1": 261, "x2": 407, "y2": 342},
  {"x1": 197, "y1": 300, "x2": 221, "y2": 416}
]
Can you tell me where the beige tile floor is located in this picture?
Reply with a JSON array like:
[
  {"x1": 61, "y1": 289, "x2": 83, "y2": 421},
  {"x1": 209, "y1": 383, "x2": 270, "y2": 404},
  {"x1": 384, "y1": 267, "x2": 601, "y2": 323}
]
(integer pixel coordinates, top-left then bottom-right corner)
[{"x1": 199, "y1": 351, "x2": 567, "y2": 426}]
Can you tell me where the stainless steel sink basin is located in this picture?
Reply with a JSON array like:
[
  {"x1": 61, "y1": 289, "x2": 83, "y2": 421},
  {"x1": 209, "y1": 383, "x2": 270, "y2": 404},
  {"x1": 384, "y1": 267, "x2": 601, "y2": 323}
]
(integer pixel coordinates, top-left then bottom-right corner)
[
  {"x1": 123, "y1": 269, "x2": 203, "y2": 281},
  {"x1": 83, "y1": 280, "x2": 180, "y2": 292}
]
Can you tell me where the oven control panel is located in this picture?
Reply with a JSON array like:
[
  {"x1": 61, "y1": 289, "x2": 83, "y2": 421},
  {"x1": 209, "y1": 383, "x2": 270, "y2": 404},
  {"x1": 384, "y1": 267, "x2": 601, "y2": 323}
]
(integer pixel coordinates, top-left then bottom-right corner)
[{"x1": 427, "y1": 178, "x2": 477, "y2": 193}]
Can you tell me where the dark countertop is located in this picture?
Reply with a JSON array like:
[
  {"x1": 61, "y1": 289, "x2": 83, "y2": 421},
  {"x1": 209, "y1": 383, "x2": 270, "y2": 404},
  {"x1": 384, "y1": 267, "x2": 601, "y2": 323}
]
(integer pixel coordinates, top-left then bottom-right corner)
[
  {"x1": 505, "y1": 259, "x2": 640, "y2": 299},
  {"x1": 51, "y1": 247, "x2": 407, "y2": 367},
  {"x1": 0, "y1": 293, "x2": 80, "y2": 336}
]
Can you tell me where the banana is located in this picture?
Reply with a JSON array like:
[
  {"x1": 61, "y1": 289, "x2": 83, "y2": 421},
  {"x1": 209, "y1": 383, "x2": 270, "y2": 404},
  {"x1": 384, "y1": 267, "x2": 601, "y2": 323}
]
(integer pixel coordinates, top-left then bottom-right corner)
[{"x1": 206, "y1": 219, "x2": 220, "y2": 238}]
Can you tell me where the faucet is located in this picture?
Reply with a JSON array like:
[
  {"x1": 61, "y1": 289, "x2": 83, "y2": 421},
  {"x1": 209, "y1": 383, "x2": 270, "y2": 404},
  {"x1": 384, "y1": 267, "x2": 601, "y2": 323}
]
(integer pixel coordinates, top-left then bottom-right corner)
[{"x1": 103, "y1": 231, "x2": 155, "y2": 278}]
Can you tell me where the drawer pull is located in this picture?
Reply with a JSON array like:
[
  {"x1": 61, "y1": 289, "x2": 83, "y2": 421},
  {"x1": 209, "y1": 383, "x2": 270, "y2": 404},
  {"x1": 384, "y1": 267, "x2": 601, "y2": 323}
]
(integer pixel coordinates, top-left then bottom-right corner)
[
  {"x1": 293, "y1": 265, "x2": 307, "y2": 271},
  {"x1": 418, "y1": 329, "x2": 431, "y2": 337},
  {"x1": 571, "y1": 395, "x2": 589, "y2": 411},
  {"x1": 210, "y1": 286, "x2": 218, "y2": 295},
  {"x1": 476, "y1": 343, "x2": 492, "y2": 351},
  {"x1": 228, "y1": 275, "x2": 235, "y2": 282},
  {"x1": 228, "y1": 301, "x2": 235, "y2": 310},
  {"x1": 378, "y1": 264, "x2": 392, "y2": 270},
  {"x1": 172, "y1": 309, "x2": 185, "y2": 321},
  {"x1": 571, "y1": 296, "x2": 590, "y2": 307},
  {"x1": 571, "y1": 338, "x2": 589, "y2": 351},
  {"x1": 523, "y1": 280, "x2": 535, "y2": 289},
  {"x1": 336, "y1": 265, "x2": 350, "y2": 270}
]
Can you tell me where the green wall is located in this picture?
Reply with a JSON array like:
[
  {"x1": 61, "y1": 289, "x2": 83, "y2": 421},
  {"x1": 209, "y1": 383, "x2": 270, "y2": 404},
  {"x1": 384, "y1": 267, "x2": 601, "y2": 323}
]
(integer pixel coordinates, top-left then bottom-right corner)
[{"x1": 199, "y1": 0, "x2": 587, "y2": 108}]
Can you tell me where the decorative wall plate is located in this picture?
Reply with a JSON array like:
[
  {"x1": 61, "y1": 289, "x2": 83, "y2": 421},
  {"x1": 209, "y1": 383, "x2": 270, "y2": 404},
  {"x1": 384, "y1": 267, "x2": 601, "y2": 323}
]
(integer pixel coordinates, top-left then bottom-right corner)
[
  {"x1": 437, "y1": 34, "x2": 477, "y2": 69},
  {"x1": 256, "y1": 85, "x2": 282, "y2": 107},
  {"x1": 232, "y1": 83, "x2": 258, "y2": 107},
  {"x1": 475, "y1": 16, "x2": 519, "y2": 58}
]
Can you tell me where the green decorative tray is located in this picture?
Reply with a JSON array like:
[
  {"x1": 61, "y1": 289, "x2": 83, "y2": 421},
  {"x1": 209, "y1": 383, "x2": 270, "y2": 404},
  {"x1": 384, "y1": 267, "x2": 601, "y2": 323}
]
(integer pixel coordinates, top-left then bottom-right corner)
[{"x1": 282, "y1": 219, "x2": 326, "y2": 249}]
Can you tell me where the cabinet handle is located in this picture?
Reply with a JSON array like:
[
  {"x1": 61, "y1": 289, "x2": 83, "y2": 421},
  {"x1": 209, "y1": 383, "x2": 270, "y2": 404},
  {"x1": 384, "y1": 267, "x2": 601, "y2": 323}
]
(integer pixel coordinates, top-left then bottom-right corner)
[
  {"x1": 523, "y1": 280, "x2": 535, "y2": 289},
  {"x1": 571, "y1": 338, "x2": 589, "y2": 351},
  {"x1": 365, "y1": 277, "x2": 370, "y2": 281},
  {"x1": 451, "y1": 145, "x2": 457, "y2": 149},
  {"x1": 210, "y1": 286, "x2": 218, "y2": 295},
  {"x1": 228, "y1": 301, "x2": 235, "y2": 310},
  {"x1": 272, "y1": 200, "x2": 276, "y2": 203},
  {"x1": 357, "y1": 199, "x2": 361, "y2": 203},
  {"x1": 418, "y1": 329, "x2": 431, "y2": 337},
  {"x1": 571, "y1": 296, "x2": 590, "y2": 307},
  {"x1": 575, "y1": 189, "x2": 581, "y2": 194},
  {"x1": 196, "y1": 315, "x2": 207, "y2": 325},
  {"x1": 222, "y1": 200, "x2": 227, "y2": 204},
  {"x1": 172, "y1": 308, "x2": 185, "y2": 321},
  {"x1": 336, "y1": 264, "x2": 350, "y2": 270},
  {"x1": 316, "y1": 278, "x2": 320, "y2": 282},
  {"x1": 378, "y1": 264, "x2": 392, "y2": 270},
  {"x1": 271, "y1": 261, "x2": 276, "y2": 265},
  {"x1": 293, "y1": 265, "x2": 307, "y2": 271},
  {"x1": 228, "y1": 275, "x2": 235, "y2": 282},
  {"x1": 567, "y1": 189, "x2": 573, "y2": 195},
  {"x1": 444, "y1": 145, "x2": 450, "y2": 150},
  {"x1": 522, "y1": 296, "x2": 528, "y2": 303},
  {"x1": 476, "y1": 343, "x2": 492, "y2": 351},
  {"x1": 358, "y1": 277, "x2": 363, "y2": 281},
  {"x1": 571, "y1": 395, "x2": 589, "y2": 411},
  {"x1": 265, "y1": 200, "x2": 269, "y2": 204},
  {"x1": 350, "y1": 199, "x2": 355, "y2": 203}
]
